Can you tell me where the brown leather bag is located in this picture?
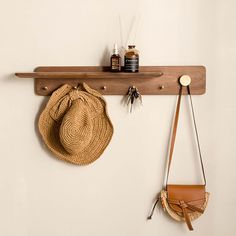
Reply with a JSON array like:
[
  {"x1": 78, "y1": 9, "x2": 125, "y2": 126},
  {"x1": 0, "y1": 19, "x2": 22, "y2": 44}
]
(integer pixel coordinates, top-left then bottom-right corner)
[{"x1": 148, "y1": 78, "x2": 209, "y2": 231}]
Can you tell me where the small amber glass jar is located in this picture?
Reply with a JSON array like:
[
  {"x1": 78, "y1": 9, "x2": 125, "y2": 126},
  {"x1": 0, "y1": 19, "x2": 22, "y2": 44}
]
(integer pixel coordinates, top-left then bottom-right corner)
[
  {"x1": 124, "y1": 45, "x2": 139, "y2": 72},
  {"x1": 110, "y1": 54, "x2": 121, "y2": 72},
  {"x1": 110, "y1": 43, "x2": 121, "y2": 72}
]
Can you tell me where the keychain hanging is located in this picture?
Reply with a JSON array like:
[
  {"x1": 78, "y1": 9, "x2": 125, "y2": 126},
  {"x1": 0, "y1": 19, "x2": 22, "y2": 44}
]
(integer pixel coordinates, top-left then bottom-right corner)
[{"x1": 126, "y1": 86, "x2": 142, "y2": 113}]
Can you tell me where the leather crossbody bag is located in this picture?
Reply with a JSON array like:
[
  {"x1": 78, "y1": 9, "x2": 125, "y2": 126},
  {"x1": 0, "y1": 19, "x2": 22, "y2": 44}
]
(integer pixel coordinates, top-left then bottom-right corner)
[{"x1": 148, "y1": 77, "x2": 209, "y2": 231}]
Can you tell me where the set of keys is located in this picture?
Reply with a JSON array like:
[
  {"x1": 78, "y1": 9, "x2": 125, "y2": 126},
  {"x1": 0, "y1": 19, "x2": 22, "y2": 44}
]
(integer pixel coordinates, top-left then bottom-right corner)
[{"x1": 126, "y1": 86, "x2": 143, "y2": 113}]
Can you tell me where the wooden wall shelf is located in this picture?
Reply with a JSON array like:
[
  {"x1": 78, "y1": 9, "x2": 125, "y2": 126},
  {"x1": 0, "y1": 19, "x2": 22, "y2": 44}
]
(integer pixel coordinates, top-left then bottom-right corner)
[{"x1": 15, "y1": 66, "x2": 206, "y2": 96}]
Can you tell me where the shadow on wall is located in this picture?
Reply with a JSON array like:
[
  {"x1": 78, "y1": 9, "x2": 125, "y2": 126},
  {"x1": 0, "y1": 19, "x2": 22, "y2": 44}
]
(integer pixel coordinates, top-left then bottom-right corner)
[
  {"x1": 99, "y1": 46, "x2": 110, "y2": 66},
  {"x1": 2, "y1": 73, "x2": 18, "y2": 85}
]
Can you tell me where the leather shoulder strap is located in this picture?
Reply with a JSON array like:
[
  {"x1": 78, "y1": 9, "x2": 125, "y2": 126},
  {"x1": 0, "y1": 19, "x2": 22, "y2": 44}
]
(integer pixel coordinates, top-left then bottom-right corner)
[{"x1": 165, "y1": 85, "x2": 206, "y2": 187}]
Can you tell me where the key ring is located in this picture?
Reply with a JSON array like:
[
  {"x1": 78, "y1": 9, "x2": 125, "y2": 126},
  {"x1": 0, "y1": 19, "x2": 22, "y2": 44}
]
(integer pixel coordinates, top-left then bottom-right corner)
[{"x1": 126, "y1": 86, "x2": 143, "y2": 113}]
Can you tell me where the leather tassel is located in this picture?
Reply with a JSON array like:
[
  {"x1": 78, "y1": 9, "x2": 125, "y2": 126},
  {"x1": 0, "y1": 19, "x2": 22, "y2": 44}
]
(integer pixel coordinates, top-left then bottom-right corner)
[
  {"x1": 182, "y1": 208, "x2": 193, "y2": 231},
  {"x1": 147, "y1": 197, "x2": 160, "y2": 220}
]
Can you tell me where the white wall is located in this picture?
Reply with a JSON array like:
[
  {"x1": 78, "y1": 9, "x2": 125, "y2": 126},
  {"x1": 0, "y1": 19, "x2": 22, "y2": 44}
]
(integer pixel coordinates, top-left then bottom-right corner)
[{"x1": 0, "y1": 0, "x2": 235, "y2": 235}]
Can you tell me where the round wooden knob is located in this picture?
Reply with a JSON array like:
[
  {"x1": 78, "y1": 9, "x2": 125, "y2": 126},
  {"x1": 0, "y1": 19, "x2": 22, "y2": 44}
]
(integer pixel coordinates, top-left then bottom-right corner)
[
  {"x1": 102, "y1": 86, "x2": 107, "y2": 90},
  {"x1": 179, "y1": 75, "x2": 191, "y2": 86}
]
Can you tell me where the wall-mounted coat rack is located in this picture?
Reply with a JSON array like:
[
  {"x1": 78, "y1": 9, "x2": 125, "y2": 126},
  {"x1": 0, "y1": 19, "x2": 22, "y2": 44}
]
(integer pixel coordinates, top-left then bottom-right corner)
[{"x1": 15, "y1": 66, "x2": 206, "y2": 95}]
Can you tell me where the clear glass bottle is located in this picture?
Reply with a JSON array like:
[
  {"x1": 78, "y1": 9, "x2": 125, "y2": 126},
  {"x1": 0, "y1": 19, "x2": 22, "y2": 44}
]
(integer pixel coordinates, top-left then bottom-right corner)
[
  {"x1": 124, "y1": 45, "x2": 139, "y2": 72},
  {"x1": 110, "y1": 43, "x2": 121, "y2": 72}
]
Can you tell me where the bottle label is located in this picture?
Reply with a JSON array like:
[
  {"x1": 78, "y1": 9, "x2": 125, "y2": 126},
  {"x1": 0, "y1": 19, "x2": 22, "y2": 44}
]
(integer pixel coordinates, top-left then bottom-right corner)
[
  {"x1": 111, "y1": 58, "x2": 120, "y2": 70},
  {"x1": 124, "y1": 57, "x2": 139, "y2": 72}
]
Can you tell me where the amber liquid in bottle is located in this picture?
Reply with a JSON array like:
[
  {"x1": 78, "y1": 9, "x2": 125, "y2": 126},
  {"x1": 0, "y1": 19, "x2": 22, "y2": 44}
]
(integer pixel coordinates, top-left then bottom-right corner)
[
  {"x1": 124, "y1": 45, "x2": 139, "y2": 72},
  {"x1": 110, "y1": 44, "x2": 121, "y2": 72}
]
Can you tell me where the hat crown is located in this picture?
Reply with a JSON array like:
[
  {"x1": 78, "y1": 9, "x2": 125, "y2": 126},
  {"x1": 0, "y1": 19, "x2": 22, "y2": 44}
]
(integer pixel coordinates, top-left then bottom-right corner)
[{"x1": 59, "y1": 99, "x2": 93, "y2": 155}]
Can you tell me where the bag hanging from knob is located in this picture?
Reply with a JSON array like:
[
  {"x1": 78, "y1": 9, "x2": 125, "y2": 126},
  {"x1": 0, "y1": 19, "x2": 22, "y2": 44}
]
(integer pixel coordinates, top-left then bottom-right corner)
[{"x1": 148, "y1": 75, "x2": 209, "y2": 231}]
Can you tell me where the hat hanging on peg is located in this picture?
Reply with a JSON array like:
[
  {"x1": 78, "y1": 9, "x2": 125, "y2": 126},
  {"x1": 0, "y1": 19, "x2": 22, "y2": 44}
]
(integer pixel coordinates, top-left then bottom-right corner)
[{"x1": 73, "y1": 83, "x2": 83, "y2": 90}]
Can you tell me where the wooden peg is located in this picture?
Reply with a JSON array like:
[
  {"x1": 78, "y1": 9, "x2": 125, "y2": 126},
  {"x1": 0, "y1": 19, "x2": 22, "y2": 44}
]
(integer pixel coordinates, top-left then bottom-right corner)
[{"x1": 42, "y1": 86, "x2": 48, "y2": 90}]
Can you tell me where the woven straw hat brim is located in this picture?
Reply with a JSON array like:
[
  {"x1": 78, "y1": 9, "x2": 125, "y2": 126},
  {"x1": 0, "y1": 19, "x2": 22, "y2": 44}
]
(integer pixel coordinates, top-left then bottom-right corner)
[{"x1": 38, "y1": 84, "x2": 113, "y2": 165}]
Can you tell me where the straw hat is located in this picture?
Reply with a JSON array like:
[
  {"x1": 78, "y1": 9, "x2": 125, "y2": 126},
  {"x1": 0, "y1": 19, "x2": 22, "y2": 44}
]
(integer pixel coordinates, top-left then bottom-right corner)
[{"x1": 38, "y1": 83, "x2": 113, "y2": 165}]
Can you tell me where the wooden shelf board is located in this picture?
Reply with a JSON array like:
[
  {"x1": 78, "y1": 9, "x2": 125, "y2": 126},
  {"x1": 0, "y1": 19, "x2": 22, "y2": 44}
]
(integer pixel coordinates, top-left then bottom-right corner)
[
  {"x1": 15, "y1": 71, "x2": 163, "y2": 79},
  {"x1": 15, "y1": 66, "x2": 206, "y2": 96}
]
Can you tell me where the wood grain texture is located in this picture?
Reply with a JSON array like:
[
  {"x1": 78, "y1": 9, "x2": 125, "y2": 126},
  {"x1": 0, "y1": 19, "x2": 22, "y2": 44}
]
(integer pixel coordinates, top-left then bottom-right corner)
[{"x1": 16, "y1": 66, "x2": 206, "y2": 95}]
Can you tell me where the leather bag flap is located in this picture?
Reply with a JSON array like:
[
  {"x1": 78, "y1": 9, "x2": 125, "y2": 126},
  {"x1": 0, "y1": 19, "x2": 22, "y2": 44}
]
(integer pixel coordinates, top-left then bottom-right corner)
[
  {"x1": 167, "y1": 185, "x2": 206, "y2": 213},
  {"x1": 167, "y1": 184, "x2": 205, "y2": 202}
]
